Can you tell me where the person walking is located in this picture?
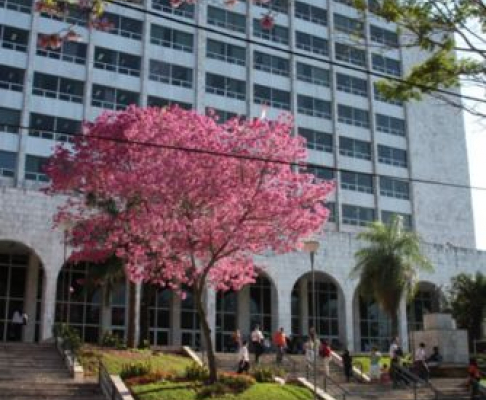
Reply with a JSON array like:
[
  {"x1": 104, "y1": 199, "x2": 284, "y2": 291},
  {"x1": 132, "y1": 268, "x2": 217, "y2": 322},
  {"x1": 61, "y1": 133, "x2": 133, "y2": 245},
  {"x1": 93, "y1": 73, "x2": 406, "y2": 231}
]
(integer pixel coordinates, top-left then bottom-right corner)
[
  {"x1": 389, "y1": 337, "x2": 400, "y2": 359},
  {"x1": 319, "y1": 339, "x2": 332, "y2": 377},
  {"x1": 414, "y1": 342, "x2": 429, "y2": 381},
  {"x1": 273, "y1": 327, "x2": 287, "y2": 364},
  {"x1": 237, "y1": 341, "x2": 250, "y2": 374},
  {"x1": 370, "y1": 347, "x2": 382, "y2": 382},
  {"x1": 251, "y1": 325, "x2": 264, "y2": 364},
  {"x1": 11, "y1": 310, "x2": 23, "y2": 341},
  {"x1": 342, "y1": 349, "x2": 353, "y2": 382},
  {"x1": 305, "y1": 330, "x2": 320, "y2": 375}
]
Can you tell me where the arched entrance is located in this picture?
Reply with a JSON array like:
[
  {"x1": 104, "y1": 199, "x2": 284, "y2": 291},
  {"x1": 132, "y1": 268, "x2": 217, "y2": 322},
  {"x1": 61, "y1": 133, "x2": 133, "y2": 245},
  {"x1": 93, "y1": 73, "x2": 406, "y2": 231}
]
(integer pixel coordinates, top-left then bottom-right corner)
[
  {"x1": 0, "y1": 240, "x2": 44, "y2": 342},
  {"x1": 356, "y1": 295, "x2": 392, "y2": 352},
  {"x1": 408, "y1": 281, "x2": 441, "y2": 332},
  {"x1": 216, "y1": 290, "x2": 238, "y2": 352},
  {"x1": 291, "y1": 272, "x2": 345, "y2": 349}
]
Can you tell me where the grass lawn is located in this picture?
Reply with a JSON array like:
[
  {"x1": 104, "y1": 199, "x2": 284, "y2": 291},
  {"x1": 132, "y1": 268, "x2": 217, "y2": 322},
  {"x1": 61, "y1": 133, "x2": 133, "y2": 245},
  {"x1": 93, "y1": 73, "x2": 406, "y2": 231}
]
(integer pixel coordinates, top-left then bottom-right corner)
[
  {"x1": 78, "y1": 347, "x2": 192, "y2": 376},
  {"x1": 131, "y1": 382, "x2": 313, "y2": 400}
]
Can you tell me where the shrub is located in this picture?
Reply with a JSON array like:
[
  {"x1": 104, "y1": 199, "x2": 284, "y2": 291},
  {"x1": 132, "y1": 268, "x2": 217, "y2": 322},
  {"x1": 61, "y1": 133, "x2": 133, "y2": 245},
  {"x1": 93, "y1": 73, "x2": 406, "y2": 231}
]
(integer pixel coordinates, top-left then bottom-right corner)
[
  {"x1": 53, "y1": 323, "x2": 82, "y2": 354},
  {"x1": 124, "y1": 370, "x2": 175, "y2": 386},
  {"x1": 197, "y1": 382, "x2": 230, "y2": 398},
  {"x1": 184, "y1": 363, "x2": 209, "y2": 381},
  {"x1": 120, "y1": 361, "x2": 152, "y2": 380},
  {"x1": 219, "y1": 372, "x2": 255, "y2": 392},
  {"x1": 101, "y1": 332, "x2": 123, "y2": 348},
  {"x1": 251, "y1": 365, "x2": 285, "y2": 382}
]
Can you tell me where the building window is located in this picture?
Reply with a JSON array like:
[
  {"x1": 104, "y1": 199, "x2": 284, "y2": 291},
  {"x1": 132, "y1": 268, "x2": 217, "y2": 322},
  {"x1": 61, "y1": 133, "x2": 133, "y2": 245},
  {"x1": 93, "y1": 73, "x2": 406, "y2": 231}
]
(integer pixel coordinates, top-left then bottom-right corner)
[
  {"x1": 0, "y1": 107, "x2": 20, "y2": 134},
  {"x1": 305, "y1": 165, "x2": 335, "y2": 182},
  {"x1": 326, "y1": 202, "x2": 337, "y2": 223},
  {"x1": 254, "y1": 84, "x2": 290, "y2": 110},
  {"x1": 408, "y1": 287, "x2": 438, "y2": 331},
  {"x1": 249, "y1": 276, "x2": 273, "y2": 337},
  {"x1": 296, "y1": 31, "x2": 328, "y2": 56},
  {"x1": 147, "y1": 96, "x2": 192, "y2": 109},
  {"x1": 258, "y1": 0, "x2": 288, "y2": 14},
  {"x1": 206, "y1": 73, "x2": 246, "y2": 100},
  {"x1": 341, "y1": 171, "x2": 373, "y2": 194},
  {"x1": 25, "y1": 154, "x2": 49, "y2": 182},
  {"x1": 299, "y1": 127, "x2": 333, "y2": 153},
  {"x1": 206, "y1": 39, "x2": 246, "y2": 66},
  {"x1": 374, "y1": 83, "x2": 403, "y2": 106},
  {"x1": 206, "y1": 108, "x2": 238, "y2": 123},
  {"x1": 334, "y1": 13, "x2": 364, "y2": 37},
  {"x1": 254, "y1": 51, "x2": 289, "y2": 76},
  {"x1": 297, "y1": 95, "x2": 331, "y2": 119},
  {"x1": 295, "y1": 2, "x2": 327, "y2": 26},
  {"x1": 0, "y1": 150, "x2": 16, "y2": 178},
  {"x1": 333, "y1": 0, "x2": 356, "y2": 7},
  {"x1": 148, "y1": 287, "x2": 171, "y2": 346},
  {"x1": 181, "y1": 289, "x2": 201, "y2": 350},
  {"x1": 37, "y1": 38, "x2": 86, "y2": 65},
  {"x1": 149, "y1": 60, "x2": 193, "y2": 88},
  {"x1": 379, "y1": 176, "x2": 410, "y2": 200},
  {"x1": 1, "y1": 24, "x2": 29, "y2": 52},
  {"x1": 40, "y1": 3, "x2": 86, "y2": 26},
  {"x1": 372, "y1": 54, "x2": 401, "y2": 77},
  {"x1": 370, "y1": 25, "x2": 398, "y2": 47},
  {"x1": 150, "y1": 25, "x2": 193, "y2": 53},
  {"x1": 254, "y1": 20, "x2": 289, "y2": 45},
  {"x1": 335, "y1": 42, "x2": 366, "y2": 66},
  {"x1": 104, "y1": 13, "x2": 143, "y2": 41},
  {"x1": 208, "y1": 6, "x2": 246, "y2": 33},
  {"x1": 377, "y1": 144, "x2": 407, "y2": 168},
  {"x1": 376, "y1": 114, "x2": 406, "y2": 137},
  {"x1": 0, "y1": 0, "x2": 32, "y2": 13},
  {"x1": 336, "y1": 73, "x2": 368, "y2": 97},
  {"x1": 33, "y1": 72, "x2": 83, "y2": 103},
  {"x1": 339, "y1": 136, "x2": 371, "y2": 160},
  {"x1": 91, "y1": 84, "x2": 139, "y2": 110},
  {"x1": 29, "y1": 113, "x2": 80, "y2": 142},
  {"x1": 308, "y1": 278, "x2": 339, "y2": 341},
  {"x1": 342, "y1": 204, "x2": 375, "y2": 226},
  {"x1": 338, "y1": 104, "x2": 369, "y2": 128},
  {"x1": 296, "y1": 62, "x2": 330, "y2": 87},
  {"x1": 0, "y1": 65, "x2": 24, "y2": 92},
  {"x1": 359, "y1": 297, "x2": 391, "y2": 351},
  {"x1": 94, "y1": 47, "x2": 140, "y2": 77},
  {"x1": 216, "y1": 290, "x2": 238, "y2": 352},
  {"x1": 152, "y1": 0, "x2": 194, "y2": 18},
  {"x1": 381, "y1": 211, "x2": 412, "y2": 230}
]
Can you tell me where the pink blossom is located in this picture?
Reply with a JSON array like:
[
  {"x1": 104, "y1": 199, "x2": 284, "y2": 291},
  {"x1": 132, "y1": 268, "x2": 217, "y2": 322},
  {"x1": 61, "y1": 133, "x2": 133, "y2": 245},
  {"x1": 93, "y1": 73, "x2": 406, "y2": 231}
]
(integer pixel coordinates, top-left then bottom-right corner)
[{"x1": 260, "y1": 14, "x2": 275, "y2": 30}]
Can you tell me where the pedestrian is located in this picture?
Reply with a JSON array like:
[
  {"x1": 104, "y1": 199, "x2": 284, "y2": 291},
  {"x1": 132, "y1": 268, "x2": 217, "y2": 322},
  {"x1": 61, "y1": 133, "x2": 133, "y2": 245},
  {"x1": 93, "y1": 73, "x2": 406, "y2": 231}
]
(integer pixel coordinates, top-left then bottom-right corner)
[
  {"x1": 414, "y1": 342, "x2": 429, "y2": 381},
  {"x1": 237, "y1": 340, "x2": 250, "y2": 374},
  {"x1": 426, "y1": 346, "x2": 442, "y2": 367},
  {"x1": 369, "y1": 346, "x2": 382, "y2": 382},
  {"x1": 11, "y1": 310, "x2": 23, "y2": 341},
  {"x1": 380, "y1": 363, "x2": 391, "y2": 384},
  {"x1": 390, "y1": 354, "x2": 400, "y2": 388},
  {"x1": 305, "y1": 330, "x2": 320, "y2": 374},
  {"x1": 232, "y1": 329, "x2": 242, "y2": 353},
  {"x1": 273, "y1": 327, "x2": 287, "y2": 364},
  {"x1": 342, "y1": 349, "x2": 353, "y2": 382},
  {"x1": 467, "y1": 358, "x2": 482, "y2": 399},
  {"x1": 319, "y1": 339, "x2": 332, "y2": 376},
  {"x1": 251, "y1": 325, "x2": 264, "y2": 364},
  {"x1": 389, "y1": 337, "x2": 400, "y2": 359}
]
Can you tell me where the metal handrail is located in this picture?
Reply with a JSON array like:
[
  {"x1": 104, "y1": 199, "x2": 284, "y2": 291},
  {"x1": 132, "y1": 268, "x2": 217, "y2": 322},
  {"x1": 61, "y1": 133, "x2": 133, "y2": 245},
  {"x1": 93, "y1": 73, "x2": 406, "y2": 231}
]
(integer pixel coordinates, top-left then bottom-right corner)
[{"x1": 99, "y1": 360, "x2": 122, "y2": 400}]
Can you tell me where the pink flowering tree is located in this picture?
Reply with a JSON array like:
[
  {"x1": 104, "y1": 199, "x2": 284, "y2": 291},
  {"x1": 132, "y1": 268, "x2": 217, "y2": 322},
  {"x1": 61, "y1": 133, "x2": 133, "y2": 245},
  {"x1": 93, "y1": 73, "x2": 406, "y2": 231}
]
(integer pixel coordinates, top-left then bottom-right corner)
[{"x1": 46, "y1": 106, "x2": 334, "y2": 382}]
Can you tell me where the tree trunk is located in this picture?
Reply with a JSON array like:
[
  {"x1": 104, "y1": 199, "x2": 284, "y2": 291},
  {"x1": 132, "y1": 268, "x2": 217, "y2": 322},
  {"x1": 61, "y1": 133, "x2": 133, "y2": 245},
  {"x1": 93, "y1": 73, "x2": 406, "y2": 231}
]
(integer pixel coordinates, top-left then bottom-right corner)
[
  {"x1": 127, "y1": 281, "x2": 140, "y2": 348},
  {"x1": 194, "y1": 286, "x2": 217, "y2": 383}
]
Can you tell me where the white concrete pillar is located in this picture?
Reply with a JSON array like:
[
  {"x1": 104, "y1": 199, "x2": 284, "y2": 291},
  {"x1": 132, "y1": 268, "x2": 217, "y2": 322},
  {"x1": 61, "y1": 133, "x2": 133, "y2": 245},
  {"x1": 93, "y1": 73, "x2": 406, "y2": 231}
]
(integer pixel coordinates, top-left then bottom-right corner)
[
  {"x1": 398, "y1": 296, "x2": 409, "y2": 352},
  {"x1": 205, "y1": 289, "x2": 216, "y2": 348},
  {"x1": 40, "y1": 271, "x2": 57, "y2": 341},
  {"x1": 23, "y1": 254, "x2": 40, "y2": 342},
  {"x1": 298, "y1": 277, "x2": 309, "y2": 335},
  {"x1": 344, "y1": 290, "x2": 355, "y2": 352},
  {"x1": 171, "y1": 293, "x2": 181, "y2": 346},
  {"x1": 238, "y1": 286, "x2": 250, "y2": 339}
]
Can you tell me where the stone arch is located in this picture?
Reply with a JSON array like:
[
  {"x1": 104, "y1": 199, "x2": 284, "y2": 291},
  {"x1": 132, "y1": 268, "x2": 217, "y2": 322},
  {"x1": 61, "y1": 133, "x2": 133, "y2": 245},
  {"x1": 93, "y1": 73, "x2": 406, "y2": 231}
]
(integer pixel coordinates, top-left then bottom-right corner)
[
  {"x1": 290, "y1": 271, "x2": 346, "y2": 349},
  {"x1": 408, "y1": 280, "x2": 443, "y2": 332},
  {"x1": 0, "y1": 239, "x2": 46, "y2": 342}
]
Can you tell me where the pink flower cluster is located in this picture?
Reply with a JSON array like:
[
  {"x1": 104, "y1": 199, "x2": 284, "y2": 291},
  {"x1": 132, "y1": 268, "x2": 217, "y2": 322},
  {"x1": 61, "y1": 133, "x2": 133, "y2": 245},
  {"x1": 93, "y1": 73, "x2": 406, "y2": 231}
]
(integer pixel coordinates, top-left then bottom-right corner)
[{"x1": 46, "y1": 106, "x2": 334, "y2": 291}]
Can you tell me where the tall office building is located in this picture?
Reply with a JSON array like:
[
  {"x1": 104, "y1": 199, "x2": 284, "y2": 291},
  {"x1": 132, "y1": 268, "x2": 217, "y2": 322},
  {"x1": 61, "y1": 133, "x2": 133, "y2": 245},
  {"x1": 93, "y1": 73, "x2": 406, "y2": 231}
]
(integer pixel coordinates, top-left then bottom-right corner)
[{"x1": 0, "y1": 0, "x2": 483, "y2": 351}]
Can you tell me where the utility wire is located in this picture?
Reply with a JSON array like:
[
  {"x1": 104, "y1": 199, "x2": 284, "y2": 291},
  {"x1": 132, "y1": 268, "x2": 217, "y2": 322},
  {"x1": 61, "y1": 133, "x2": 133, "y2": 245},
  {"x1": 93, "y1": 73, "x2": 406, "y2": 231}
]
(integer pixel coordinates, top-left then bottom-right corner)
[
  {"x1": 97, "y1": 0, "x2": 486, "y2": 105},
  {"x1": 2, "y1": 123, "x2": 485, "y2": 192}
]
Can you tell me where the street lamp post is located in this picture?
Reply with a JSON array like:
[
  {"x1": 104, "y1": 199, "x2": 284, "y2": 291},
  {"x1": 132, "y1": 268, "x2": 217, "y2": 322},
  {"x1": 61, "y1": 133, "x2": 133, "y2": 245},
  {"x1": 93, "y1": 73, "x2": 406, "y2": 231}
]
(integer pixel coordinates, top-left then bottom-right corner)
[{"x1": 304, "y1": 240, "x2": 320, "y2": 399}]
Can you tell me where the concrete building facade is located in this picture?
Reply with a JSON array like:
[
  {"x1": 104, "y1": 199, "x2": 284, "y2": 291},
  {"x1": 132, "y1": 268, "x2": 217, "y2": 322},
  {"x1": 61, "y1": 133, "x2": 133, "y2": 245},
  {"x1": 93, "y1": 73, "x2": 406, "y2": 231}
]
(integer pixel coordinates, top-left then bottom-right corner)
[{"x1": 0, "y1": 0, "x2": 482, "y2": 351}]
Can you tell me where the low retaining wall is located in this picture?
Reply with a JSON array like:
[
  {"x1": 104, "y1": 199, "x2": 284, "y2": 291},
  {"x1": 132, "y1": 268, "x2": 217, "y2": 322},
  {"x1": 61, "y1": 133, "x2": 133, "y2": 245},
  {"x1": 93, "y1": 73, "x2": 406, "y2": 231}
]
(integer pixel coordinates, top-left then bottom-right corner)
[{"x1": 54, "y1": 337, "x2": 84, "y2": 381}]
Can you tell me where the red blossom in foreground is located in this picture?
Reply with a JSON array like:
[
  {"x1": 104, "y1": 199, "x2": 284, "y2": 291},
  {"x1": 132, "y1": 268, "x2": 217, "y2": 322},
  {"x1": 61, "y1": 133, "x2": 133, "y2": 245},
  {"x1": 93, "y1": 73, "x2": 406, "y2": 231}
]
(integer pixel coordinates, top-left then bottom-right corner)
[{"x1": 46, "y1": 106, "x2": 334, "y2": 381}]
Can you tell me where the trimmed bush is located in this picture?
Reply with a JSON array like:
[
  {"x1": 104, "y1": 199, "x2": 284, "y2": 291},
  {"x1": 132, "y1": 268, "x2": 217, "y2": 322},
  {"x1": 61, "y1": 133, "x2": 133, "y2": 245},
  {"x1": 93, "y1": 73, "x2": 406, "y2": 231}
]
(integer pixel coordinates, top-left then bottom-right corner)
[
  {"x1": 120, "y1": 361, "x2": 152, "y2": 380},
  {"x1": 184, "y1": 363, "x2": 209, "y2": 381},
  {"x1": 219, "y1": 372, "x2": 255, "y2": 391},
  {"x1": 251, "y1": 365, "x2": 285, "y2": 383}
]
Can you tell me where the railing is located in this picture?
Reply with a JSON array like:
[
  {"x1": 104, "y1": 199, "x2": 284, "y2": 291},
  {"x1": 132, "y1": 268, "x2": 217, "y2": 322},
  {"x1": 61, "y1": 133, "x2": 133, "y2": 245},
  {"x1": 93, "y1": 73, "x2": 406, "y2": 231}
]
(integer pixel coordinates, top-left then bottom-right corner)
[{"x1": 305, "y1": 362, "x2": 350, "y2": 400}]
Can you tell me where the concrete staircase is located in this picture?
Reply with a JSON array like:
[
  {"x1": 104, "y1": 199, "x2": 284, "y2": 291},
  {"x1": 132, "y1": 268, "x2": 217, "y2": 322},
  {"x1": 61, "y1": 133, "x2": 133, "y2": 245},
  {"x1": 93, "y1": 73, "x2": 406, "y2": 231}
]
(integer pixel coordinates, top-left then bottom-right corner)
[{"x1": 0, "y1": 342, "x2": 104, "y2": 400}]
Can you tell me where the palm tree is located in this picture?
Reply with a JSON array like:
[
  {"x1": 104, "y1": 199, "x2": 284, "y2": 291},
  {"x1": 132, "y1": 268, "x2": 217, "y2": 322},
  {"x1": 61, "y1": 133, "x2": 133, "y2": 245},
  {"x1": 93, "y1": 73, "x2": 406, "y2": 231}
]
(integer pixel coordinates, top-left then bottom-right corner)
[{"x1": 352, "y1": 215, "x2": 433, "y2": 334}]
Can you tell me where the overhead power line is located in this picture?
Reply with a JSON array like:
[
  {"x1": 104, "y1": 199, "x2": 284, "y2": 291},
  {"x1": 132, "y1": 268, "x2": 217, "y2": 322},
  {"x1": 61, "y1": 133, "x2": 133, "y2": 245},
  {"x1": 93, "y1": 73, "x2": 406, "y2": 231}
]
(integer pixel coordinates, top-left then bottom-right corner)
[
  {"x1": 100, "y1": 0, "x2": 486, "y2": 105},
  {"x1": 2, "y1": 124, "x2": 485, "y2": 192}
]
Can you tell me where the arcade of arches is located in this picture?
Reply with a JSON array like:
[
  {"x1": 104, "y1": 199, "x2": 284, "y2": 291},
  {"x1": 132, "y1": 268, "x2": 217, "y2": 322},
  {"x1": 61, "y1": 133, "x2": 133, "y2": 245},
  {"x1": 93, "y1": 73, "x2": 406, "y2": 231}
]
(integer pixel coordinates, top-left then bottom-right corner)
[{"x1": 0, "y1": 240, "x2": 441, "y2": 351}]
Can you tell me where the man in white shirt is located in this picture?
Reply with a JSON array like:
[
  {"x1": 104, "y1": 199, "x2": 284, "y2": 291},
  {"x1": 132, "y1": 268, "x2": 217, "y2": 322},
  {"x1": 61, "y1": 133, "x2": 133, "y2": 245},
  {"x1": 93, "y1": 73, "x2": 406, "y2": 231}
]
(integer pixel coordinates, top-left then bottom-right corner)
[
  {"x1": 414, "y1": 342, "x2": 429, "y2": 381},
  {"x1": 11, "y1": 310, "x2": 24, "y2": 341},
  {"x1": 251, "y1": 325, "x2": 264, "y2": 364},
  {"x1": 389, "y1": 337, "x2": 399, "y2": 359},
  {"x1": 237, "y1": 341, "x2": 250, "y2": 374}
]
